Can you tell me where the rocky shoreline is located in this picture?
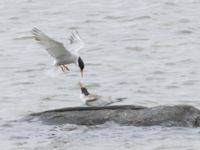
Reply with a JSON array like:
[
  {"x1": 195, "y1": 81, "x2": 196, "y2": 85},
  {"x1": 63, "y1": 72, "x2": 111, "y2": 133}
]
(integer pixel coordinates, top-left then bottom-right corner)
[{"x1": 27, "y1": 105, "x2": 200, "y2": 127}]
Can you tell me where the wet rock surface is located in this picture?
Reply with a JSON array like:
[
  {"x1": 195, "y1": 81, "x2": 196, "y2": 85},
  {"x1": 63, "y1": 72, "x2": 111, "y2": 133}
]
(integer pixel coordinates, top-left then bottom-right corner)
[{"x1": 27, "y1": 105, "x2": 200, "y2": 127}]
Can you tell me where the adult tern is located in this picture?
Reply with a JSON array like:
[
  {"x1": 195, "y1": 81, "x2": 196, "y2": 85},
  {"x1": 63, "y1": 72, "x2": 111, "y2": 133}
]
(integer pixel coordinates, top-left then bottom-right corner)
[{"x1": 32, "y1": 28, "x2": 85, "y2": 77}]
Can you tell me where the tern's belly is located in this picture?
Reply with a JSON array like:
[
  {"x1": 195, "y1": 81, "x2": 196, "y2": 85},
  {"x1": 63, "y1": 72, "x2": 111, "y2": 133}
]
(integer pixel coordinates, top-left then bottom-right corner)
[{"x1": 55, "y1": 55, "x2": 76, "y2": 65}]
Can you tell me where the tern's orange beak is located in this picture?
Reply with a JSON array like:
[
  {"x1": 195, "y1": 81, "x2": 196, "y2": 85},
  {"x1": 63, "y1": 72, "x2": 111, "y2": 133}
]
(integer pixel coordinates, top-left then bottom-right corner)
[{"x1": 81, "y1": 70, "x2": 83, "y2": 78}]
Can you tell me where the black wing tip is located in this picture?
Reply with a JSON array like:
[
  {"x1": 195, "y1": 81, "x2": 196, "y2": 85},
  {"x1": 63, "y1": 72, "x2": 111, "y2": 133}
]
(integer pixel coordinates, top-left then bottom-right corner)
[
  {"x1": 32, "y1": 27, "x2": 37, "y2": 32},
  {"x1": 32, "y1": 28, "x2": 42, "y2": 41},
  {"x1": 32, "y1": 27, "x2": 39, "y2": 31},
  {"x1": 32, "y1": 27, "x2": 42, "y2": 35},
  {"x1": 69, "y1": 31, "x2": 81, "y2": 44}
]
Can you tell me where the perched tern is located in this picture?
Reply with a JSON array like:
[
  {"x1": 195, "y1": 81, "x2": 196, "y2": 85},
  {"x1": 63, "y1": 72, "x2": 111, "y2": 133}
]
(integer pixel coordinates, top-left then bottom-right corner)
[
  {"x1": 79, "y1": 82, "x2": 126, "y2": 106},
  {"x1": 32, "y1": 28, "x2": 85, "y2": 77}
]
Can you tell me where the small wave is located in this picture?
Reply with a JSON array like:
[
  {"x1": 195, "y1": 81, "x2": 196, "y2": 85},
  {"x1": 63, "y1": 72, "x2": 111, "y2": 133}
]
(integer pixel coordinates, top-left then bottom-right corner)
[
  {"x1": 88, "y1": 13, "x2": 100, "y2": 17},
  {"x1": 36, "y1": 63, "x2": 47, "y2": 66},
  {"x1": 87, "y1": 63, "x2": 102, "y2": 66},
  {"x1": 134, "y1": 16, "x2": 152, "y2": 21},
  {"x1": 165, "y1": 85, "x2": 179, "y2": 89},
  {"x1": 118, "y1": 81, "x2": 128, "y2": 85},
  {"x1": 68, "y1": 26, "x2": 80, "y2": 30},
  {"x1": 182, "y1": 80, "x2": 198, "y2": 86},
  {"x1": 104, "y1": 15, "x2": 126, "y2": 20},
  {"x1": 15, "y1": 69, "x2": 35, "y2": 73},
  {"x1": 152, "y1": 71, "x2": 166, "y2": 75},
  {"x1": 165, "y1": 62, "x2": 176, "y2": 66},
  {"x1": 119, "y1": 16, "x2": 151, "y2": 23},
  {"x1": 136, "y1": 89, "x2": 149, "y2": 94},
  {"x1": 179, "y1": 58, "x2": 193, "y2": 64},
  {"x1": 125, "y1": 46, "x2": 144, "y2": 51},
  {"x1": 179, "y1": 18, "x2": 190, "y2": 24},
  {"x1": 164, "y1": 2, "x2": 178, "y2": 6},
  {"x1": 12, "y1": 81, "x2": 34, "y2": 86},
  {"x1": 176, "y1": 30, "x2": 193, "y2": 35},
  {"x1": 84, "y1": 19, "x2": 103, "y2": 23},
  {"x1": 41, "y1": 96, "x2": 54, "y2": 101},
  {"x1": 122, "y1": 38, "x2": 149, "y2": 42},
  {"x1": 151, "y1": 44, "x2": 173, "y2": 48},
  {"x1": 8, "y1": 16, "x2": 20, "y2": 20},
  {"x1": 13, "y1": 36, "x2": 33, "y2": 40}
]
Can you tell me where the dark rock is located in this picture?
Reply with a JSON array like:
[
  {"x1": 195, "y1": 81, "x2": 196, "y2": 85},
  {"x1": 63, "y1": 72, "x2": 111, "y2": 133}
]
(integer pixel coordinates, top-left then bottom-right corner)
[{"x1": 27, "y1": 105, "x2": 200, "y2": 127}]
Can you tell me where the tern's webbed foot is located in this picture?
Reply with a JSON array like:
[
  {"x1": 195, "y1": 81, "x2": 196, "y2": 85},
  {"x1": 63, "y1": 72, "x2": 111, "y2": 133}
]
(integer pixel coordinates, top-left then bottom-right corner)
[{"x1": 63, "y1": 65, "x2": 70, "y2": 71}]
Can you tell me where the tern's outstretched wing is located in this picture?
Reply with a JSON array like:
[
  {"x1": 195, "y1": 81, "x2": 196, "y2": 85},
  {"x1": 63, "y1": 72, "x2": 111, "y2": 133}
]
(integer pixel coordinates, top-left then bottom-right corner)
[
  {"x1": 67, "y1": 31, "x2": 85, "y2": 54},
  {"x1": 32, "y1": 28, "x2": 72, "y2": 59}
]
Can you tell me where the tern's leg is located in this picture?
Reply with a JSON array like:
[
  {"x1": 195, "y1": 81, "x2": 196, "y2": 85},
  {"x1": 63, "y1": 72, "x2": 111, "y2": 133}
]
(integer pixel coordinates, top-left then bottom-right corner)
[
  {"x1": 59, "y1": 65, "x2": 66, "y2": 72},
  {"x1": 63, "y1": 65, "x2": 70, "y2": 71}
]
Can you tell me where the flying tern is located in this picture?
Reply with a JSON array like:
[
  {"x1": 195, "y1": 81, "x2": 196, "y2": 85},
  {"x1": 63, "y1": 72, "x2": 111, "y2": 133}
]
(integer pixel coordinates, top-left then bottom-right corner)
[{"x1": 32, "y1": 27, "x2": 85, "y2": 77}]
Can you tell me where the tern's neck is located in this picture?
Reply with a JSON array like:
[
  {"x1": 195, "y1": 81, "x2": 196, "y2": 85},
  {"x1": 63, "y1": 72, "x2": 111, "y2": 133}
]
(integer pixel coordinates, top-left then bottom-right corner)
[{"x1": 80, "y1": 92, "x2": 87, "y2": 104}]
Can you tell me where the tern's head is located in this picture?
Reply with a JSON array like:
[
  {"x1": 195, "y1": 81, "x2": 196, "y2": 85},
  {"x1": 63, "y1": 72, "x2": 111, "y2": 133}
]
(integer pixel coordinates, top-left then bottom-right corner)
[
  {"x1": 77, "y1": 57, "x2": 84, "y2": 77},
  {"x1": 81, "y1": 87, "x2": 90, "y2": 96},
  {"x1": 79, "y1": 82, "x2": 90, "y2": 96}
]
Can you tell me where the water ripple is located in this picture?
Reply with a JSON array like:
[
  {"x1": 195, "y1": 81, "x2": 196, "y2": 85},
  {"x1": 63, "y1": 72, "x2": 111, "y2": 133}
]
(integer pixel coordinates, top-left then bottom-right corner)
[
  {"x1": 176, "y1": 30, "x2": 193, "y2": 35},
  {"x1": 125, "y1": 46, "x2": 144, "y2": 51},
  {"x1": 1, "y1": 0, "x2": 200, "y2": 149}
]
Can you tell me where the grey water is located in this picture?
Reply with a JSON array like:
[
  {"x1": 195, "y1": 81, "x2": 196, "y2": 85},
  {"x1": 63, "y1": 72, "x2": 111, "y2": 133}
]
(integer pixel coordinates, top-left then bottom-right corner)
[{"x1": 1, "y1": 0, "x2": 200, "y2": 149}]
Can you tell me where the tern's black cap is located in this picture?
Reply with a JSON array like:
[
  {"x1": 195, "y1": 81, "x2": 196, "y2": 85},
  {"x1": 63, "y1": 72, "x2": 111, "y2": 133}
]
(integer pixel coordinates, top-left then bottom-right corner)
[
  {"x1": 81, "y1": 87, "x2": 90, "y2": 96},
  {"x1": 78, "y1": 57, "x2": 84, "y2": 71}
]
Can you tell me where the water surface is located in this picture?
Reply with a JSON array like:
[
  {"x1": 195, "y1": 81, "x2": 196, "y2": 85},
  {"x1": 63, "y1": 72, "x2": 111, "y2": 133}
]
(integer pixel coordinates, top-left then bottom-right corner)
[{"x1": 1, "y1": 0, "x2": 200, "y2": 149}]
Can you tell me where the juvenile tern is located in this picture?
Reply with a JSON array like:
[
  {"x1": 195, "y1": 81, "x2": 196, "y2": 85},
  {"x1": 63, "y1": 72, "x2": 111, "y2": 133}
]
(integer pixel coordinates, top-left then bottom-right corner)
[
  {"x1": 32, "y1": 28, "x2": 85, "y2": 77},
  {"x1": 79, "y1": 82, "x2": 126, "y2": 106}
]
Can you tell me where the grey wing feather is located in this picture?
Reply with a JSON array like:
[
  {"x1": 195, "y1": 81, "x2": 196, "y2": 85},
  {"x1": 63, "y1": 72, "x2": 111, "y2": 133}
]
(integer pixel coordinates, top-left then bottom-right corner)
[
  {"x1": 32, "y1": 28, "x2": 72, "y2": 59},
  {"x1": 86, "y1": 94, "x2": 113, "y2": 106},
  {"x1": 67, "y1": 31, "x2": 85, "y2": 53},
  {"x1": 86, "y1": 94, "x2": 101, "y2": 102}
]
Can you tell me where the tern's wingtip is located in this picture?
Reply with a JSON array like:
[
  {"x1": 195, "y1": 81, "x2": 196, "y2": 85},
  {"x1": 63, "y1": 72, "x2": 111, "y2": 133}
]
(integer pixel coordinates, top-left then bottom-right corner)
[
  {"x1": 32, "y1": 27, "x2": 38, "y2": 31},
  {"x1": 32, "y1": 27, "x2": 41, "y2": 33}
]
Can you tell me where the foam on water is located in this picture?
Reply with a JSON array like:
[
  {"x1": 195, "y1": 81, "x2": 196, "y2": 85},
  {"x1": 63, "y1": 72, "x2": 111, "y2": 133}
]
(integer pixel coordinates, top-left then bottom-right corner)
[{"x1": 45, "y1": 68, "x2": 63, "y2": 78}]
